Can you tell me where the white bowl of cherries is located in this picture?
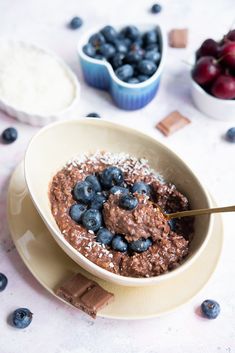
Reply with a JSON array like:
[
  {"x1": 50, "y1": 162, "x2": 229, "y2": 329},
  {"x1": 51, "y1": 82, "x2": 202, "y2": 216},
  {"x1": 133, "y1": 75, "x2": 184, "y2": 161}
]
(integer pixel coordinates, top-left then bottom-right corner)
[{"x1": 191, "y1": 29, "x2": 235, "y2": 120}]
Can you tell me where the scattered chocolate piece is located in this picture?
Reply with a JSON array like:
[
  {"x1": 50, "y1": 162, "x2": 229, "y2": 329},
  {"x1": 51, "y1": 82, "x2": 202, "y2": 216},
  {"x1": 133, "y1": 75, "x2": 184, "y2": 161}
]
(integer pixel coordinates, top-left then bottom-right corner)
[
  {"x1": 56, "y1": 273, "x2": 114, "y2": 318},
  {"x1": 168, "y1": 29, "x2": 188, "y2": 48},
  {"x1": 156, "y1": 111, "x2": 191, "y2": 136}
]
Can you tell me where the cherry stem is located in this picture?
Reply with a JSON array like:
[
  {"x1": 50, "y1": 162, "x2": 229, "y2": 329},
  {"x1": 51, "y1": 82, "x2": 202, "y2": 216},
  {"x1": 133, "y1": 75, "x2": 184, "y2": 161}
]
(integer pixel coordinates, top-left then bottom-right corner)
[{"x1": 217, "y1": 52, "x2": 235, "y2": 63}]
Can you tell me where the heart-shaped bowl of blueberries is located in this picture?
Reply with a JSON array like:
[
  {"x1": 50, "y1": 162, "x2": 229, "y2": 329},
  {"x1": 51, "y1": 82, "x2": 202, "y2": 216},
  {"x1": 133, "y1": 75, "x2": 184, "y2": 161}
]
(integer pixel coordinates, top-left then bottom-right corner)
[
  {"x1": 190, "y1": 29, "x2": 235, "y2": 120},
  {"x1": 77, "y1": 24, "x2": 166, "y2": 110},
  {"x1": 24, "y1": 119, "x2": 214, "y2": 287}
]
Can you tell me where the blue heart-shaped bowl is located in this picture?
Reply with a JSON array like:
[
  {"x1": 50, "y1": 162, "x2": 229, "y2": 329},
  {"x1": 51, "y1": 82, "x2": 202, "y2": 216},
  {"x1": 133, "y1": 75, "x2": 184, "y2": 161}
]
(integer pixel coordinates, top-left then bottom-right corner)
[{"x1": 77, "y1": 24, "x2": 167, "y2": 110}]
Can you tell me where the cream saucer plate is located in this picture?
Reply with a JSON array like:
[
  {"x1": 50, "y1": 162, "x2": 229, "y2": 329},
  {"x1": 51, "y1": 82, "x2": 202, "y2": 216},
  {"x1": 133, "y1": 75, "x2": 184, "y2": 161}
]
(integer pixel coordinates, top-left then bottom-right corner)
[{"x1": 7, "y1": 162, "x2": 223, "y2": 320}]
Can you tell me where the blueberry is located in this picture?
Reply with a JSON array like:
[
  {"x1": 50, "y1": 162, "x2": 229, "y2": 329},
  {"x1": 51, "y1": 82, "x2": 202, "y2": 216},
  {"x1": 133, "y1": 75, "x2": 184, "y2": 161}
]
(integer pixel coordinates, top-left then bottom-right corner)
[
  {"x1": 0, "y1": 273, "x2": 8, "y2": 291},
  {"x1": 131, "y1": 182, "x2": 151, "y2": 195},
  {"x1": 111, "y1": 235, "x2": 128, "y2": 252},
  {"x1": 85, "y1": 175, "x2": 101, "y2": 192},
  {"x1": 101, "y1": 25, "x2": 118, "y2": 43},
  {"x1": 83, "y1": 44, "x2": 96, "y2": 58},
  {"x1": 115, "y1": 64, "x2": 134, "y2": 81},
  {"x1": 143, "y1": 30, "x2": 158, "y2": 46},
  {"x1": 201, "y1": 300, "x2": 220, "y2": 319},
  {"x1": 129, "y1": 238, "x2": 153, "y2": 253},
  {"x1": 90, "y1": 194, "x2": 106, "y2": 210},
  {"x1": 99, "y1": 43, "x2": 116, "y2": 59},
  {"x1": 168, "y1": 218, "x2": 176, "y2": 231},
  {"x1": 145, "y1": 43, "x2": 160, "y2": 51},
  {"x1": 121, "y1": 26, "x2": 140, "y2": 41},
  {"x1": 110, "y1": 186, "x2": 129, "y2": 195},
  {"x1": 96, "y1": 228, "x2": 114, "y2": 245},
  {"x1": 125, "y1": 50, "x2": 143, "y2": 64},
  {"x1": 89, "y1": 32, "x2": 106, "y2": 48},
  {"x1": 82, "y1": 209, "x2": 102, "y2": 232},
  {"x1": 122, "y1": 38, "x2": 132, "y2": 48},
  {"x1": 119, "y1": 194, "x2": 138, "y2": 210},
  {"x1": 1, "y1": 127, "x2": 18, "y2": 144},
  {"x1": 144, "y1": 50, "x2": 161, "y2": 63},
  {"x1": 151, "y1": 3, "x2": 162, "y2": 13},
  {"x1": 138, "y1": 75, "x2": 149, "y2": 82},
  {"x1": 127, "y1": 77, "x2": 140, "y2": 84},
  {"x1": 130, "y1": 40, "x2": 143, "y2": 51},
  {"x1": 114, "y1": 40, "x2": 128, "y2": 54},
  {"x1": 226, "y1": 127, "x2": 235, "y2": 142},
  {"x1": 110, "y1": 53, "x2": 125, "y2": 69},
  {"x1": 69, "y1": 203, "x2": 87, "y2": 223},
  {"x1": 12, "y1": 308, "x2": 33, "y2": 329},
  {"x1": 86, "y1": 112, "x2": 101, "y2": 118},
  {"x1": 73, "y1": 181, "x2": 95, "y2": 204},
  {"x1": 100, "y1": 166, "x2": 124, "y2": 189},
  {"x1": 138, "y1": 60, "x2": 157, "y2": 76},
  {"x1": 69, "y1": 17, "x2": 83, "y2": 30}
]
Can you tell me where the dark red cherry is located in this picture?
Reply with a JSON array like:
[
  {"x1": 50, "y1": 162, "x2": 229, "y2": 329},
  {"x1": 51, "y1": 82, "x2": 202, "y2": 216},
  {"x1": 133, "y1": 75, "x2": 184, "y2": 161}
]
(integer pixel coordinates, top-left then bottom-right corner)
[
  {"x1": 220, "y1": 42, "x2": 235, "y2": 70},
  {"x1": 192, "y1": 56, "x2": 221, "y2": 85},
  {"x1": 211, "y1": 75, "x2": 235, "y2": 99},
  {"x1": 197, "y1": 39, "x2": 219, "y2": 59}
]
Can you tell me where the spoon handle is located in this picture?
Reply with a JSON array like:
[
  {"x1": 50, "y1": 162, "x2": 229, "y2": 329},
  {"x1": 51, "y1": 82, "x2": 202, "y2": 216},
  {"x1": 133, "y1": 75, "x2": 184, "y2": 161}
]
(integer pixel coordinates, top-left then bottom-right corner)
[{"x1": 166, "y1": 205, "x2": 235, "y2": 220}]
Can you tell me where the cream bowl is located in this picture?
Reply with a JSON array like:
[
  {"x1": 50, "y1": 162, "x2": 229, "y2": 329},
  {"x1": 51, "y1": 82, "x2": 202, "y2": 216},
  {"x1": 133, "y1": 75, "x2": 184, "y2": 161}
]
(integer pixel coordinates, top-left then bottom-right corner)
[{"x1": 24, "y1": 119, "x2": 214, "y2": 286}]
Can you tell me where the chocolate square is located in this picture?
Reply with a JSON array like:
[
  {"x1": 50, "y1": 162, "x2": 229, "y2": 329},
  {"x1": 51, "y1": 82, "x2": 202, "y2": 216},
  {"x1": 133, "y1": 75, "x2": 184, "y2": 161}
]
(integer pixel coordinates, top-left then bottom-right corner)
[
  {"x1": 156, "y1": 111, "x2": 191, "y2": 136},
  {"x1": 168, "y1": 29, "x2": 188, "y2": 48}
]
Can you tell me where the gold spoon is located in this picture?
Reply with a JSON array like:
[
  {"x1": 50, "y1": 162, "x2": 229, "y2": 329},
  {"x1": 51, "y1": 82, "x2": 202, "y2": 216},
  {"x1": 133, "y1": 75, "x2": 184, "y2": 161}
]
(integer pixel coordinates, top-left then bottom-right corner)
[{"x1": 164, "y1": 205, "x2": 235, "y2": 220}]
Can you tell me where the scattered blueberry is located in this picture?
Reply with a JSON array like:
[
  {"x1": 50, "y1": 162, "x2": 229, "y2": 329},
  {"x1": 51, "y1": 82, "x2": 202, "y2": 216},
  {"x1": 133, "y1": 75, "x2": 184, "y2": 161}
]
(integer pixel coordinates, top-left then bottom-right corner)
[
  {"x1": 90, "y1": 194, "x2": 106, "y2": 210},
  {"x1": 96, "y1": 228, "x2": 114, "y2": 245},
  {"x1": 99, "y1": 43, "x2": 116, "y2": 59},
  {"x1": 143, "y1": 30, "x2": 158, "y2": 46},
  {"x1": 138, "y1": 60, "x2": 157, "y2": 76},
  {"x1": 73, "y1": 181, "x2": 95, "y2": 204},
  {"x1": 129, "y1": 238, "x2": 153, "y2": 253},
  {"x1": 82, "y1": 209, "x2": 102, "y2": 232},
  {"x1": 1, "y1": 127, "x2": 18, "y2": 144},
  {"x1": 0, "y1": 273, "x2": 8, "y2": 291},
  {"x1": 114, "y1": 40, "x2": 128, "y2": 54},
  {"x1": 83, "y1": 44, "x2": 96, "y2": 58},
  {"x1": 100, "y1": 166, "x2": 124, "y2": 189},
  {"x1": 151, "y1": 3, "x2": 162, "y2": 13},
  {"x1": 86, "y1": 112, "x2": 101, "y2": 118},
  {"x1": 88, "y1": 32, "x2": 106, "y2": 48},
  {"x1": 138, "y1": 75, "x2": 149, "y2": 82},
  {"x1": 121, "y1": 26, "x2": 140, "y2": 41},
  {"x1": 115, "y1": 64, "x2": 134, "y2": 81},
  {"x1": 201, "y1": 300, "x2": 220, "y2": 319},
  {"x1": 168, "y1": 218, "x2": 176, "y2": 231},
  {"x1": 125, "y1": 50, "x2": 143, "y2": 64},
  {"x1": 110, "y1": 186, "x2": 129, "y2": 195},
  {"x1": 111, "y1": 53, "x2": 125, "y2": 69},
  {"x1": 144, "y1": 50, "x2": 161, "y2": 63},
  {"x1": 127, "y1": 77, "x2": 140, "y2": 84},
  {"x1": 69, "y1": 204, "x2": 87, "y2": 223},
  {"x1": 12, "y1": 308, "x2": 33, "y2": 329},
  {"x1": 111, "y1": 235, "x2": 128, "y2": 252},
  {"x1": 119, "y1": 194, "x2": 138, "y2": 210},
  {"x1": 69, "y1": 17, "x2": 83, "y2": 30},
  {"x1": 85, "y1": 175, "x2": 102, "y2": 192},
  {"x1": 226, "y1": 127, "x2": 235, "y2": 142},
  {"x1": 101, "y1": 25, "x2": 118, "y2": 43},
  {"x1": 131, "y1": 182, "x2": 151, "y2": 195}
]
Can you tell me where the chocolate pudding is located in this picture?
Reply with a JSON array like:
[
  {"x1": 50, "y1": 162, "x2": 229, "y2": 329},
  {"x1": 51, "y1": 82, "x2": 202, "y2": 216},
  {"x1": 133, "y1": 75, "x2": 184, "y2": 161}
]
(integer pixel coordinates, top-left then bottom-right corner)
[{"x1": 49, "y1": 151, "x2": 194, "y2": 278}]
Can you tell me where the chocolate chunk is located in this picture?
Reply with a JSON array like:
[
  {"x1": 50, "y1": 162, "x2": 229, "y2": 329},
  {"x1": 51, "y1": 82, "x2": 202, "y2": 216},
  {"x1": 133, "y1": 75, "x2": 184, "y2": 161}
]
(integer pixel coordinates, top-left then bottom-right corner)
[
  {"x1": 55, "y1": 273, "x2": 114, "y2": 318},
  {"x1": 156, "y1": 111, "x2": 191, "y2": 136},
  {"x1": 168, "y1": 29, "x2": 188, "y2": 48}
]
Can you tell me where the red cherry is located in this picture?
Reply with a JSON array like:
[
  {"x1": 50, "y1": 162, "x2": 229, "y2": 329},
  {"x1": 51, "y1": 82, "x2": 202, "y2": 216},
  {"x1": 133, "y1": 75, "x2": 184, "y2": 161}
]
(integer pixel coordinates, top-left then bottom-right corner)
[
  {"x1": 221, "y1": 42, "x2": 235, "y2": 70},
  {"x1": 211, "y1": 75, "x2": 235, "y2": 99},
  {"x1": 192, "y1": 56, "x2": 221, "y2": 85},
  {"x1": 197, "y1": 39, "x2": 219, "y2": 59},
  {"x1": 226, "y1": 29, "x2": 235, "y2": 42}
]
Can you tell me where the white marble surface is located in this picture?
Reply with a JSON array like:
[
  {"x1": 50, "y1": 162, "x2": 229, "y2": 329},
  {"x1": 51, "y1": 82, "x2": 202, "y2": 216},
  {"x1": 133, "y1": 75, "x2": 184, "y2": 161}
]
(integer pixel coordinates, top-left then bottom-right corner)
[{"x1": 0, "y1": 0, "x2": 235, "y2": 352}]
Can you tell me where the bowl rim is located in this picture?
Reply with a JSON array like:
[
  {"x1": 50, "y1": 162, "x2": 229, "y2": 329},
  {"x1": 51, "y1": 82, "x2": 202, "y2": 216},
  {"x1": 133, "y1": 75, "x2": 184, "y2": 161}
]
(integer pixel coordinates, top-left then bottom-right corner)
[
  {"x1": 0, "y1": 39, "x2": 80, "y2": 120},
  {"x1": 24, "y1": 118, "x2": 214, "y2": 286},
  {"x1": 190, "y1": 71, "x2": 235, "y2": 105},
  {"x1": 77, "y1": 23, "x2": 167, "y2": 89}
]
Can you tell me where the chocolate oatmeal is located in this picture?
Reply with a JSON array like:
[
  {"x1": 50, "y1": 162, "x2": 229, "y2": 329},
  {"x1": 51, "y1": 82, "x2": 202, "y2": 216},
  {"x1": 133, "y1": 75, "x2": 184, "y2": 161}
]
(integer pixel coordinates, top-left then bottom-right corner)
[{"x1": 49, "y1": 152, "x2": 194, "y2": 278}]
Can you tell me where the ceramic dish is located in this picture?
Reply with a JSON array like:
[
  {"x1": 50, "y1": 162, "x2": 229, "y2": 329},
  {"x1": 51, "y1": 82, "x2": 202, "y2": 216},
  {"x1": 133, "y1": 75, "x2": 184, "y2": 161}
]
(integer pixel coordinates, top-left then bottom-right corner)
[
  {"x1": 7, "y1": 162, "x2": 223, "y2": 319},
  {"x1": 0, "y1": 40, "x2": 80, "y2": 126},
  {"x1": 24, "y1": 119, "x2": 214, "y2": 286},
  {"x1": 77, "y1": 24, "x2": 166, "y2": 110},
  {"x1": 190, "y1": 71, "x2": 235, "y2": 121}
]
